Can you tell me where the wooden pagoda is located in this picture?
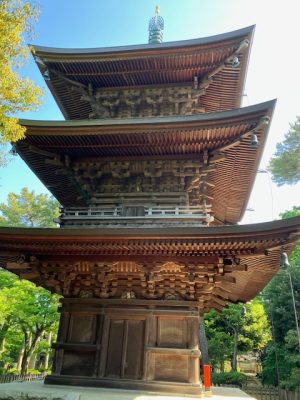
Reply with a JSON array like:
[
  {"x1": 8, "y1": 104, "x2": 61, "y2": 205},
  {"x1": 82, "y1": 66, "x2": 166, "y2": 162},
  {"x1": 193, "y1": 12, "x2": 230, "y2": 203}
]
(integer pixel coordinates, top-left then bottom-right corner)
[{"x1": 1, "y1": 21, "x2": 300, "y2": 394}]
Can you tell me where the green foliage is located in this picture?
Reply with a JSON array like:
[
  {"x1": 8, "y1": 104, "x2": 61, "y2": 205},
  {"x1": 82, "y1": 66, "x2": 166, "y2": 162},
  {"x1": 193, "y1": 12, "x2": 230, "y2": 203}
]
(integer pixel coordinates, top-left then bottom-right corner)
[
  {"x1": 1, "y1": 279, "x2": 59, "y2": 331},
  {"x1": 0, "y1": 188, "x2": 61, "y2": 373},
  {"x1": 206, "y1": 328, "x2": 232, "y2": 372},
  {"x1": 0, "y1": 0, "x2": 43, "y2": 145},
  {"x1": 205, "y1": 300, "x2": 270, "y2": 372},
  {"x1": 240, "y1": 301, "x2": 271, "y2": 352},
  {"x1": 259, "y1": 342, "x2": 291, "y2": 386},
  {"x1": 261, "y1": 268, "x2": 300, "y2": 387},
  {"x1": 269, "y1": 116, "x2": 300, "y2": 185},
  {"x1": 5, "y1": 367, "x2": 20, "y2": 375},
  {"x1": 26, "y1": 368, "x2": 40, "y2": 375},
  {"x1": 262, "y1": 267, "x2": 300, "y2": 345},
  {"x1": 212, "y1": 371, "x2": 247, "y2": 387},
  {"x1": 0, "y1": 269, "x2": 18, "y2": 289},
  {"x1": 280, "y1": 206, "x2": 300, "y2": 219},
  {"x1": 0, "y1": 187, "x2": 60, "y2": 227},
  {"x1": 281, "y1": 368, "x2": 300, "y2": 390},
  {"x1": 280, "y1": 207, "x2": 300, "y2": 264},
  {"x1": 0, "y1": 272, "x2": 60, "y2": 374},
  {"x1": 261, "y1": 207, "x2": 300, "y2": 388},
  {"x1": 281, "y1": 330, "x2": 300, "y2": 389},
  {"x1": 261, "y1": 333, "x2": 300, "y2": 389}
]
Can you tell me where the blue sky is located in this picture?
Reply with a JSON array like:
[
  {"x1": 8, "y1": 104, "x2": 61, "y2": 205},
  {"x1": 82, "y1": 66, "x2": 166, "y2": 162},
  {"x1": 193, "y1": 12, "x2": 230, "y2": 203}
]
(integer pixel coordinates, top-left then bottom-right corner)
[{"x1": 1, "y1": 0, "x2": 300, "y2": 223}]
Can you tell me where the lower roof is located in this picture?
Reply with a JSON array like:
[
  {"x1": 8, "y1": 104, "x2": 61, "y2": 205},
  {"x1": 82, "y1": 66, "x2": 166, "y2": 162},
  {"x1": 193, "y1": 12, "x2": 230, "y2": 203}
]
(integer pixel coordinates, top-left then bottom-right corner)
[{"x1": 0, "y1": 217, "x2": 299, "y2": 306}]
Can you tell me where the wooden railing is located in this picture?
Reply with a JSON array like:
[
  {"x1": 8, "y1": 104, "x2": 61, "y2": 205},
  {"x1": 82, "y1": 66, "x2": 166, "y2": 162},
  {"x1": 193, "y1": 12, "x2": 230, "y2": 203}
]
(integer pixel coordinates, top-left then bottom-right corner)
[
  {"x1": 60, "y1": 206, "x2": 213, "y2": 221},
  {"x1": 214, "y1": 384, "x2": 300, "y2": 400},
  {"x1": 62, "y1": 207, "x2": 121, "y2": 217},
  {"x1": 145, "y1": 206, "x2": 211, "y2": 217},
  {"x1": 0, "y1": 373, "x2": 45, "y2": 384},
  {"x1": 243, "y1": 386, "x2": 279, "y2": 400},
  {"x1": 278, "y1": 389, "x2": 300, "y2": 400}
]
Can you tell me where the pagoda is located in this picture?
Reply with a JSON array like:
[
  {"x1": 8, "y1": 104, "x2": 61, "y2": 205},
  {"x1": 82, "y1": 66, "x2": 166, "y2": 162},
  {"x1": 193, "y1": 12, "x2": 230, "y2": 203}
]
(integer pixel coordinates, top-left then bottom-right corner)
[{"x1": 0, "y1": 9, "x2": 300, "y2": 395}]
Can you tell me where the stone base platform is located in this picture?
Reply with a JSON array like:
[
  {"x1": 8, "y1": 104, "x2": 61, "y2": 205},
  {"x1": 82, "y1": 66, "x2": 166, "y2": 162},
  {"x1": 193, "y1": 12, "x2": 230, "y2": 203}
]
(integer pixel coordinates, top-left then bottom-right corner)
[{"x1": 0, "y1": 381, "x2": 255, "y2": 400}]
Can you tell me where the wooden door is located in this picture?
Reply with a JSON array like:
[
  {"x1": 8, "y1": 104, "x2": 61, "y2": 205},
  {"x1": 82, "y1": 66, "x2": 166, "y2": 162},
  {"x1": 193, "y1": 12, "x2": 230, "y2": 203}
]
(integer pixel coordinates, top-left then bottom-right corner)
[{"x1": 105, "y1": 318, "x2": 145, "y2": 380}]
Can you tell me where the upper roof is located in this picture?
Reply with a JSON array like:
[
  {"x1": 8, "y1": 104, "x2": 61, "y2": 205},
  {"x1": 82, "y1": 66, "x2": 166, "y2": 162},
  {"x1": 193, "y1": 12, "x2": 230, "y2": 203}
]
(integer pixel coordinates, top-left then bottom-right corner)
[
  {"x1": 17, "y1": 100, "x2": 275, "y2": 224},
  {"x1": 32, "y1": 26, "x2": 254, "y2": 119}
]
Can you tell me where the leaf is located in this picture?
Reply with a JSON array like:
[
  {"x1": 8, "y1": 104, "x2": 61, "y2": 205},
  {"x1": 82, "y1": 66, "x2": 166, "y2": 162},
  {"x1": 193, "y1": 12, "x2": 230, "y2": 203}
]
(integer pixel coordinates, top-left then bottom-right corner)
[
  {"x1": 0, "y1": 187, "x2": 60, "y2": 228},
  {"x1": 0, "y1": 0, "x2": 43, "y2": 146},
  {"x1": 269, "y1": 116, "x2": 300, "y2": 185}
]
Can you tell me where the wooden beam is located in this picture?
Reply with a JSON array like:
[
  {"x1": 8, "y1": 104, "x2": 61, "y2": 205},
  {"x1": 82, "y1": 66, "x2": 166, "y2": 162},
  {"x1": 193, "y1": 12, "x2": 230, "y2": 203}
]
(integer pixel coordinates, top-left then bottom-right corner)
[
  {"x1": 6, "y1": 261, "x2": 31, "y2": 270},
  {"x1": 215, "y1": 275, "x2": 236, "y2": 284}
]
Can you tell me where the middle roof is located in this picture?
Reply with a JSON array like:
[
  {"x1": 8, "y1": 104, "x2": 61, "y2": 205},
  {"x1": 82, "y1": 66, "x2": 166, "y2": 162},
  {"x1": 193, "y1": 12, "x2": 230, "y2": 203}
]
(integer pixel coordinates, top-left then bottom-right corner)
[{"x1": 17, "y1": 100, "x2": 275, "y2": 224}]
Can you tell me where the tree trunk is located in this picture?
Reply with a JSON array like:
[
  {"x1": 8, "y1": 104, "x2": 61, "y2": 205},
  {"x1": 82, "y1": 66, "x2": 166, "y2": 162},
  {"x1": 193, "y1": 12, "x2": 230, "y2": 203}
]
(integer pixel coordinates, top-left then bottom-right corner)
[
  {"x1": 29, "y1": 334, "x2": 43, "y2": 369},
  {"x1": 0, "y1": 323, "x2": 9, "y2": 356},
  {"x1": 21, "y1": 329, "x2": 44, "y2": 374},
  {"x1": 21, "y1": 351, "x2": 30, "y2": 374},
  {"x1": 199, "y1": 316, "x2": 209, "y2": 366},
  {"x1": 17, "y1": 346, "x2": 25, "y2": 371},
  {"x1": 0, "y1": 337, "x2": 5, "y2": 356},
  {"x1": 29, "y1": 352, "x2": 37, "y2": 369},
  {"x1": 44, "y1": 332, "x2": 52, "y2": 370},
  {"x1": 21, "y1": 330, "x2": 31, "y2": 374},
  {"x1": 231, "y1": 328, "x2": 238, "y2": 371},
  {"x1": 220, "y1": 359, "x2": 225, "y2": 373}
]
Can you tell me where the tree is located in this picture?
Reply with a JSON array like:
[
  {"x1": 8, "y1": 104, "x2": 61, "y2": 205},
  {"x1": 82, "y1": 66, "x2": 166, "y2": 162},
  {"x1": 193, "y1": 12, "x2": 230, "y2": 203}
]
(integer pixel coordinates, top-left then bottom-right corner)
[
  {"x1": 259, "y1": 342, "x2": 290, "y2": 386},
  {"x1": 269, "y1": 117, "x2": 300, "y2": 185},
  {"x1": 0, "y1": 270, "x2": 19, "y2": 359},
  {"x1": 261, "y1": 207, "x2": 300, "y2": 387},
  {"x1": 0, "y1": 187, "x2": 60, "y2": 227},
  {"x1": 239, "y1": 300, "x2": 271, "y2": 353},
  {"x1": 199, "y1": 316, "x2": 209, "y2": 366},
  {"x1": 0, "y1": 0, "x2": 42, "y2": 146},
  {"x1": 280, "y1": 207, "x2": 300, "y2": 265},
  {"x1": 0, "y1": 188, "x2": 60, "y2": 373},
  {"x1": 0, "y1": 279, "x2": 59, "y2": 374},
  {"x1": 221, "y1": 304, "x2": 246, "y2": 371},
  {"x1": 263, "y1": 266, "x2": 300, "y2": 343},
  {"x1": 205, "y1": 317, "x2": 232, "y2": 372},
  {"x1": 262, "y1": 207, "x2": 300, "y2": 343},
  {"x1": 205, "y1": 300, "x2": 270, "y2": 372}
]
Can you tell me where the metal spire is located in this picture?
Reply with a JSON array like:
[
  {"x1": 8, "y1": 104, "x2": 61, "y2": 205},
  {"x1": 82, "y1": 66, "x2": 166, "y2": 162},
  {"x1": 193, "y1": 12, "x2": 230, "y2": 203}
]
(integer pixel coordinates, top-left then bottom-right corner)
[{"x1": 148, "y1": 5, "x2": 164, "y2": 44}]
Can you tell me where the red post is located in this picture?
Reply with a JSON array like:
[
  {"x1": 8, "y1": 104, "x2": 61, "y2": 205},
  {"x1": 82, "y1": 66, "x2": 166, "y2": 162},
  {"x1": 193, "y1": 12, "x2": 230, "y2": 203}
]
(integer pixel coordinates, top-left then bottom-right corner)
[{"x1": 203, "y1": 364, "x2": 211, "y2": 392}]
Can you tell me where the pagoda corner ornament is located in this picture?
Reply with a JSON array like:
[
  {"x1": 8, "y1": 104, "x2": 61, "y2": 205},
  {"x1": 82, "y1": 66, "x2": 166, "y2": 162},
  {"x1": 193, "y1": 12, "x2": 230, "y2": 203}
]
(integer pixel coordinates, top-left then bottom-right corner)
[{"x1": 1, "y1": 9, "x2": 300, "y2": 395}]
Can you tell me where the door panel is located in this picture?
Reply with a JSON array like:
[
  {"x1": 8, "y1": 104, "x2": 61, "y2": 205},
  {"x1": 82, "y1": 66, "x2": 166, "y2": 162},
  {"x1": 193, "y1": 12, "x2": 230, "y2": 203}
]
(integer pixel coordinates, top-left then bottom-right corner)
[
  {"x1": 124, "y1": 320, "x2": 145, "y2": 379},
  {"x1": 105, "y1": 317, "x2": 145, "y2": 380},
  {"x1": 105, "y1": 319, "x2": 124, "y2": 378}
]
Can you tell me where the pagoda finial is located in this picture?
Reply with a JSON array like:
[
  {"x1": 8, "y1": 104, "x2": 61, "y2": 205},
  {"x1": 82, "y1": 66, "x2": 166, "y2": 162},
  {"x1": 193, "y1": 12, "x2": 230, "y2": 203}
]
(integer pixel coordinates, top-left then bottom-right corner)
[{"x1": 148, "y1": 5, "x2": 164, "y2": 44}]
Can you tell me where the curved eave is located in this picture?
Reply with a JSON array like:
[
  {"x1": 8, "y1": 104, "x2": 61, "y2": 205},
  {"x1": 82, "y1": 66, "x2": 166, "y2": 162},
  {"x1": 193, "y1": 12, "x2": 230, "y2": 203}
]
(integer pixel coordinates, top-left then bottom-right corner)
[
  {"x1": 19, "y1": 100, "x2": 274, "y2": 131},
  {"x1": 0, "y1": 215, "x2": 299, "y2": 239},
  {"x1": 16, "y1": 101, "x2": 275, "y2": 224},
  {"x1": 32, "y1": 26, "x2": 254, "y2": 119},
  {"x1": 32, "y1": 26, "x2": 255, "y2": 59},
  {"x1": 0, "y1": 217, "x2": 299, "y2": 304}
]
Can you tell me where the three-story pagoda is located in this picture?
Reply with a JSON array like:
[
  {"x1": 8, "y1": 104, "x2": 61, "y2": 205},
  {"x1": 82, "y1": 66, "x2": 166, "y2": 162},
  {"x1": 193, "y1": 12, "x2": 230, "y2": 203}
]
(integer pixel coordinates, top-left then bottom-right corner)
[{"x1": 0, "y1": 10, "x2": 300, "y2": 394}]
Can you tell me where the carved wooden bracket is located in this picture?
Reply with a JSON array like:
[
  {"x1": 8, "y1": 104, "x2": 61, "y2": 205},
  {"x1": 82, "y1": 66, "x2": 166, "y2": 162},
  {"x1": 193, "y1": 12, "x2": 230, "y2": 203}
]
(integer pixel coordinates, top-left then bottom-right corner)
[
  {"x1": 71, "y1": 84, "x2": 205, "y2": 119},
  {"x1": 3, "y1": 253, "x2": 252, "y2": 312},
  {"x1": 5, "y1": 257, "x2": 247, "y2": 312}
]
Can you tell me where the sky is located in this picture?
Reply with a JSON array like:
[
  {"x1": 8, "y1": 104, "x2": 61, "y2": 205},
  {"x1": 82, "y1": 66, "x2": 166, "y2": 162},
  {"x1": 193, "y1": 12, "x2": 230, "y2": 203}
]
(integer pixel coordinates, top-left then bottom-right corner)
[{"x1": 1, "y1": 0, "x2": 300, "y2": 224}]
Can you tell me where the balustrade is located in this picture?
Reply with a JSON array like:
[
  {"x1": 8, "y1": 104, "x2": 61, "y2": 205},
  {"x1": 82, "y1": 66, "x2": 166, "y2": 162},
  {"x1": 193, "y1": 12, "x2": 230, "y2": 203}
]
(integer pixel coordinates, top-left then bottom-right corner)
[{"x1": 58, "y1": 205, "x2": 214, "y2": 226}]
